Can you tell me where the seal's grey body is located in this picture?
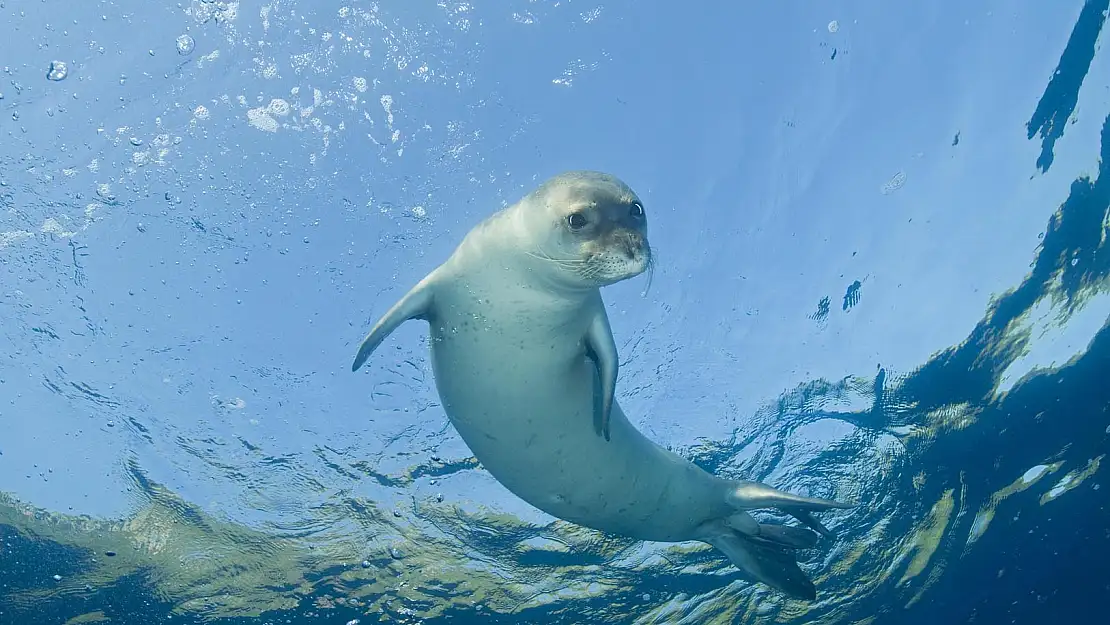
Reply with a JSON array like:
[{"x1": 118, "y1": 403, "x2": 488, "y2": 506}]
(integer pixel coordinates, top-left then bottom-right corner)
[{"x1": 352, "y1": 171, "x2": 854, "y2": 599}]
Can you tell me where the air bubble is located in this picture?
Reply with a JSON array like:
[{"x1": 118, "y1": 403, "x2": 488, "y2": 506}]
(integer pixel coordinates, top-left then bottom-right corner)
[
  {"x1": 881, "y1": 171, "x2": 906, "y2": 195},
  {"x1": 176, "y1": 34, "x2": 195, "y2": 56},
  {"x1": 46, "y1": 60, "x2": 68, "y2": 81}
]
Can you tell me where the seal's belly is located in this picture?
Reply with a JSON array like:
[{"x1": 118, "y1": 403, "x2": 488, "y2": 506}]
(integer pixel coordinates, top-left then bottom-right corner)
[{"x1": 427, "y1": 324, "x2": 724, "y2": 541}]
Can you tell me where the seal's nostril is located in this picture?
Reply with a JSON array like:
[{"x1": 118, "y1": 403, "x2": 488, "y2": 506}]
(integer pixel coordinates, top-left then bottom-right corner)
[{"x1": 622, "y1": 235, "x2": 638, "y2": 258}]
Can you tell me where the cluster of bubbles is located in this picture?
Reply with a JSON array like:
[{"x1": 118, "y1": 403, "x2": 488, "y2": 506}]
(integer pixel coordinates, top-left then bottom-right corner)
[{"x1": 44, "y1": 33, "x2": 193, "y2": 83}]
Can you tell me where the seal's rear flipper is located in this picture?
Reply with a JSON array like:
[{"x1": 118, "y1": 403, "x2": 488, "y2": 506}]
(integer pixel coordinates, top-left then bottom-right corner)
[
  {"x1": 726, "y1": 512, "x2": 822, "y2": 549},
  {"x1": 351, "y1": 276, "x2": 436, "y2": 372},
  {"x1": 747, "y1": 523, "x2": 822, "y2": 550},
  {"x1": 700, "y1": 523, "x2": 818, "y2": 601},
  {"x1": 780, "y1": 507, "x2": 835, "y2": 539},
  {"x1": 729, "y1": 479, "x2": 853, "y2": 515},
  {"x1": 724, "y1": 480, "x2": 855, "y2": 539}
]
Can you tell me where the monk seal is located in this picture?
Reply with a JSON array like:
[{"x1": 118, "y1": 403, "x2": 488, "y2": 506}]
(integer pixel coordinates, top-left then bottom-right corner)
[{"x1": 351, "y1": 171, "x2": 855, "y2": 599}]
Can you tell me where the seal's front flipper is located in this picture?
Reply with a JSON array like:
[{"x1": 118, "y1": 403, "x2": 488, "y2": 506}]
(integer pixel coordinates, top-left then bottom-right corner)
[
  {"x1": 699, "y1": 523, "x2": 818, "y2": 601},
  {"x1": 584, "y1": 307, "x2": 618, "y2": 441},
  {"x1": 351, "y1": 277, "x2": 435, "y2": 372}
]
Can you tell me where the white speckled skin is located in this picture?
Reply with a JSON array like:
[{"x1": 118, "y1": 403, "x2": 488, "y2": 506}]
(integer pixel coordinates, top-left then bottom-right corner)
[{"x1": 352, "y1": 171, "x2": 853, "y2": 599}]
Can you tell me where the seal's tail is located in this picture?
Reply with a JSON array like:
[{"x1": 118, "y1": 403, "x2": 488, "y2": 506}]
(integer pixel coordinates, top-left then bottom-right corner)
[{"x1": 700, "y1": 521, "x2": 823, "y2": 600}]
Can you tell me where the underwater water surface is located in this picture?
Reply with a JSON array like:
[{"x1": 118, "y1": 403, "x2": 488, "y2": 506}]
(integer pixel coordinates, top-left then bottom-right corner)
[{"x1": 2, "y1": 1, "x2": 1109, "y2": 624}]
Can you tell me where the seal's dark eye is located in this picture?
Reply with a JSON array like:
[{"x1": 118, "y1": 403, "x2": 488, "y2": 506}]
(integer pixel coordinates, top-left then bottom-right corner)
[
  {"x1": 566, "y1": 213, "x2": 588, "y2": 230},
  {"x1": 630, "y1": 202, "x2": 644, "y2": 218}
]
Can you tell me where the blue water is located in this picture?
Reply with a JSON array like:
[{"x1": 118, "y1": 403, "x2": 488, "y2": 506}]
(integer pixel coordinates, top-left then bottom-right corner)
[{"x1": 2, "y1": 1, "x2": 1109, "y2": 624}]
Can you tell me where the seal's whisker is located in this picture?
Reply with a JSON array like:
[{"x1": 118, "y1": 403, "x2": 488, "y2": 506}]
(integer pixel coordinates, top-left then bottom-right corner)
[
  {"x1": 580, "y1": 262, "x2": 605, "y2": 282},
  {"x1": 525, "y1": 250, "x2": 588, "y2": 265},
  {"x1": 525, "y1": 250, "x2": 590, "y2": 274},
  {"x1": 642, "y1": 252, "x2": 656, "y2": 297}
]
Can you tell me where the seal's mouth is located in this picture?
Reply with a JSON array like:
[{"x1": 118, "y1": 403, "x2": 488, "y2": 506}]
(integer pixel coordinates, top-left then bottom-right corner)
[
  {"x1": 528, "y1": 229, "x2": 651, "y2": 288},
  {"x1": 580, "y1": 232, "x2": 652, "y2": 286}
]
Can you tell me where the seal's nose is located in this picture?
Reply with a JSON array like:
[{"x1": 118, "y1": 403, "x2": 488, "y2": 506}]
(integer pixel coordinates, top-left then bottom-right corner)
[{"x1": 621, "y1": 231, "x2": 644, "y2": 258}]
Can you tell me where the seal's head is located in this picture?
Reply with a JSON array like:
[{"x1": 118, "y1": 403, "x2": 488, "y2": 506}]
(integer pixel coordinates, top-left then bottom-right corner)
[{"x1": 520, "y1": 170, "x2": 652, "y2": 289}]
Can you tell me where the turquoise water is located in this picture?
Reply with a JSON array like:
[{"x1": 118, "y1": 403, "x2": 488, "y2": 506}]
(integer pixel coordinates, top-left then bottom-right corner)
[{"x1": 2, "y1": 1, "x2": 1109, "y2": 624}]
